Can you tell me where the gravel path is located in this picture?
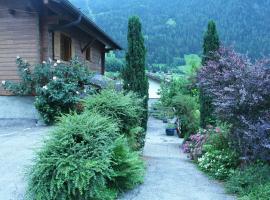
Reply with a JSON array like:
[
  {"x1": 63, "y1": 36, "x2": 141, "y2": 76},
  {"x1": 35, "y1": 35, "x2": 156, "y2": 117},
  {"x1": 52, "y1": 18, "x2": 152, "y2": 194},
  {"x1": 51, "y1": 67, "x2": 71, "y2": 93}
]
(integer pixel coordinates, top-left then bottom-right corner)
[
  {"x1": 0, "y1": 126, "x2": 51, "y2": 200},
  {"x1": 119, "y1": 117, "x2": 236, "y2": 200}
]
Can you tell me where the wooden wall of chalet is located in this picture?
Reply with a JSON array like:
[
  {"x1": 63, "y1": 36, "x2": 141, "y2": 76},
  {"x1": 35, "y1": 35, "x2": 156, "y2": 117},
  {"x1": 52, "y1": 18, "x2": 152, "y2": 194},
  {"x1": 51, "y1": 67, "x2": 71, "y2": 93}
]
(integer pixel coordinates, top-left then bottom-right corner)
[
  {"x1": 0, "y1": 0, "x2": 40, "y2": 95},
  {"x1": 52, "y1": 31, "x2": 104, "y2": 73}
]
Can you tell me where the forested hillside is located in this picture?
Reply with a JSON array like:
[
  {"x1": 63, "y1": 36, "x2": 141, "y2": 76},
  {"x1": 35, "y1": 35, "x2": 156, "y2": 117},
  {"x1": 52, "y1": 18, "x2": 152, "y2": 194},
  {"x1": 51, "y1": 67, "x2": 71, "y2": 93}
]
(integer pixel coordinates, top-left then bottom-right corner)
[{"x1": 70, "y1": 0, "x2": 270, "y2": 66}]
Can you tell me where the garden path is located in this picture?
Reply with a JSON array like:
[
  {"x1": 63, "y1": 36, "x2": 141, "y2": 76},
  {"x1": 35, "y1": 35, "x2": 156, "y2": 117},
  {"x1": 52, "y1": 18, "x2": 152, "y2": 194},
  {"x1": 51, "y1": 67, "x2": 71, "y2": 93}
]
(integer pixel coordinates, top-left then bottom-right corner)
[{"x1": 119, "y1": 116, "x2": 236, "y2": 200}]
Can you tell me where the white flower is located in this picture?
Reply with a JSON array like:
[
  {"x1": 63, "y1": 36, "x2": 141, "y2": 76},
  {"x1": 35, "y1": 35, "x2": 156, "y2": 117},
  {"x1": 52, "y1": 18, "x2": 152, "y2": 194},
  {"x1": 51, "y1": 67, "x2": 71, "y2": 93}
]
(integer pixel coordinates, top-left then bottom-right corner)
[
  {"x1": 84, "y1": 89, "x2": 87, "y2": 93},
  {"x1": 53, "y1": 76, "x2": 57, "y2": 81},
  {"x1": 42, "y1": 85, "x2": 48, "y2": 90},
  {"x1": 76, "y1": 91, "x2": 80, "y2": 95},
  {"x1": 23, "y1": 68, "x2": 28, "y2": 71},
  {"x1": 54, "y1": 63, "x2": 57, "y2": 67},
  {"x1": 49, "y1": 58, "x2": 52, "y2": 63},
  {"x1": 57, "y1": 60, "x2": 61, "y2": 64},
  {"x1": 1, "y1": 80, "x2": 6, "y2": 85},
  {"x1": 16, "y1": 56, "x2": 20, "y2": 59},
  {"x1": 42, "y1": 61, "x2": 46, "y2": 64}
]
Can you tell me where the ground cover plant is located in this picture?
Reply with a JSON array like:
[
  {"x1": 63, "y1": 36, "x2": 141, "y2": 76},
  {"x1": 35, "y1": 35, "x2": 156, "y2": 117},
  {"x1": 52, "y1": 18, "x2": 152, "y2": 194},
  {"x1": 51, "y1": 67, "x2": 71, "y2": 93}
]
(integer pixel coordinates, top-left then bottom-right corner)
[{"x1": 225, "y1": 163, "x2": 270, "y2": 197}]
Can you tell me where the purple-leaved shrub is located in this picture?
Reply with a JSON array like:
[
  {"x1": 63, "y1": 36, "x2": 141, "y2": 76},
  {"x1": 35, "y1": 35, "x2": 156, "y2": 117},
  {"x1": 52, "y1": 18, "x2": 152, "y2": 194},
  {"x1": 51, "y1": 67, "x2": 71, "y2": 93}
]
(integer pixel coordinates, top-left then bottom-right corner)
[{"x1": 198, "y1": 47, "x2": 270, "y2": 162}]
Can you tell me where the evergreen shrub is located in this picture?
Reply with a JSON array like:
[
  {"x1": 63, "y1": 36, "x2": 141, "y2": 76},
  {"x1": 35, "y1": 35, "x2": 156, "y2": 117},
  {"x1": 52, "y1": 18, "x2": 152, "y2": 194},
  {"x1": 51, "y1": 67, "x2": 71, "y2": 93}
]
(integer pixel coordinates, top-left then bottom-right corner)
[
  {"x1": 27, "y1": 112, "x2": 119, "y2": 200},
  {"x1": 84, "y1": 90, "x2": 145, "y2": 149}
]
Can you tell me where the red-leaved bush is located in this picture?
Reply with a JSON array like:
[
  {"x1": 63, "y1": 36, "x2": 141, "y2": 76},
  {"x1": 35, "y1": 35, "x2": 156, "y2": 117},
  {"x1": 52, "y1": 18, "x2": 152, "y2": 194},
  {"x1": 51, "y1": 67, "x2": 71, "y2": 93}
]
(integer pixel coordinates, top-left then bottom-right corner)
[{"x1": 198, "y1": 47, "x2": 270, "y2": 162}]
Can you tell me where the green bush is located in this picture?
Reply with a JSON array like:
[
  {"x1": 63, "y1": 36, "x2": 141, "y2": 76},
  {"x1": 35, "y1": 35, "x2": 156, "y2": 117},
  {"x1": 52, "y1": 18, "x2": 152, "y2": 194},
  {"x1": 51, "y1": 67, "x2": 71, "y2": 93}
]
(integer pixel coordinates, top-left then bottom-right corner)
[
  {"x1": 171, "y1": 94, "x2": 200, "y2": 138},
  {"x1": 84, "y1": 90, "x2": 145, "y2": 149},
  {"x1": 204, "y1": 123, "x2": 231, "y2": 151},
  {"x1": 27, "y1": 112, "x2": 119, "y2": 200},
  {"x1": 239, "y1": 182, "x2": 270, "y2": 200},
  {"x1": 105, "y1": 52, "x2": 124, "y2": 72},
  {"x1": 160, "y1": 77, "x2": 190, "y2": 106},
  {"x1": 110, "y1": 137, "x2": 145, "y2": 192},
  {"x1": 3, "y1": 58, "x2": 91, "y2": 125},
  {"x1": 198, "y1": 148, "x2": 238, "y2": 180},
  {"x1": 225, "y1": 163, "x2": 270, "y2": 196},
  {"x1": 35, "y1": 80, "x2": 81, "y2": 125}
]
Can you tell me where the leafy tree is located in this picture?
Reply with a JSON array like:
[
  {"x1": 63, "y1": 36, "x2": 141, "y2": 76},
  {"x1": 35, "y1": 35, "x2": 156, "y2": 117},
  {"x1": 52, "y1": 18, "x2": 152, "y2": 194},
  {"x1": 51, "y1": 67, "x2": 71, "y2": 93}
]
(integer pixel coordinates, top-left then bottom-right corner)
[
  {"x1": 200, "y1": 20, "x2": 220, "y2": 128},
  {"x1": 122, "y1": 16, "x2": 149, "y2": 133}
]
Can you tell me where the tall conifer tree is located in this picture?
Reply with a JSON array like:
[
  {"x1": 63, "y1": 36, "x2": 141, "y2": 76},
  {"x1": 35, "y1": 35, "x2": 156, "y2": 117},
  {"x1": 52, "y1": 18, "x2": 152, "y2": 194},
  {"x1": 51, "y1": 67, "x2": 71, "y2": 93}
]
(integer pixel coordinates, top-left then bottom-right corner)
[
  {"x1": 202, "y1": 20, "x2": 220, "y2": 65},
  {"x1": 200, "y1": 20, "x2": 220, "y2": 127},
  {"x1": 122, "y1": 16, "x2": 149, "y2": 142}
]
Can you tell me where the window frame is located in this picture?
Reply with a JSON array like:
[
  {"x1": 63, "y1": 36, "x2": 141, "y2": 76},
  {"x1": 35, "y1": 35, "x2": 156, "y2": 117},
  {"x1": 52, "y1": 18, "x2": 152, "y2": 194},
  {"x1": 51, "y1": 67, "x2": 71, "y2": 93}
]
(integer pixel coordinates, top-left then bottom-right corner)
[
  {"x1": 85, "y1": 47, "x2": 91, "y2": 61},
  {"x1": 60, "y1": 34, "x2": 72, "y2": 61}
]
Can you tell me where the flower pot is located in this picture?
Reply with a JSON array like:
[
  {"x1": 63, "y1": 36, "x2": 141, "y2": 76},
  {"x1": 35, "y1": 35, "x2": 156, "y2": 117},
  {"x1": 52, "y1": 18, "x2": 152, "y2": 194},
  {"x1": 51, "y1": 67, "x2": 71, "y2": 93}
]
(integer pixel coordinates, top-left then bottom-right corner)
[{"x1": 166, "y1": 128, "x2": 176, "y2": 136}]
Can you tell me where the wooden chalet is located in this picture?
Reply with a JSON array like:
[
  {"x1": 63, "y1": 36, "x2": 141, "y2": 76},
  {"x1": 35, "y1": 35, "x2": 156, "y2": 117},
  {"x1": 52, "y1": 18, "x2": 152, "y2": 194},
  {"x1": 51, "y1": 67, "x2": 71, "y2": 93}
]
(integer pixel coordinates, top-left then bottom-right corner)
[{"x1": 0, "y1": 0, "x2": 122, "y2": 95}]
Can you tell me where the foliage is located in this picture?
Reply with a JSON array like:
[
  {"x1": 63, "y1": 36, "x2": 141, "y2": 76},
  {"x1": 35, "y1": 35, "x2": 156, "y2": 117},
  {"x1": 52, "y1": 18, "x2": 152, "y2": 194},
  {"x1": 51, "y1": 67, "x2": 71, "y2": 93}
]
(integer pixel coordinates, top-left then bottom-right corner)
[
  {"x1": 183, "y1": 123, "x2": 231, "y2": 160},
  {"x1": 204, "y1": 123, "x2": 231, "y2": 151},
  {"x1": 122, "y1": 16, "x2": 149, "y2": 133},
  {"x1": 198, "y1": 148, "x2": 238, "y2": 180},
  {"x1": 3, "y1": 58, "x2": 38, "y2": 95},
  {"x1": 27, "y1": 111, "x2": 145, "y2": 200},
  {"x1": 110, "y1": 137, "x2": 145, "y2": 192},
  {"x1": 182, "y1": 54, "x2": 202, "y2": 76},
  {"x1": 35, "y1": 80, "x2": 80, "y2": 125},
  {"x1": 148, "y1": 63, "x2": 168, "y2": 73},
  {"x1": 35, "y1": 60, "x2": 90, "y2": 124},
  {"x1": 197, "y1": 123, "x2": 238, "y2": 180},
  {"x1": 239, "y1": 182, "x2": 270, "y2": 200},
  {"x1": 26, "y1": 112, "x2": 119, "y2": 200},
  {"x1": 171, "y1": 94, "x2": 200, "y2": 138},
  {"x1": 159, "y1": 77, "x2": 189, "y2": 106},
  {"x1": 166, "y1": 123, "x2": 177, "y2": 129},
  {"x1": 105, "y1": 72, "x2": 121, "y2": 80},
  {"x1": 183, "y1": 133, "x2": 208, "y2": 160},
  {"x1": 225, "y1": 163, "x2": 270, "y2": 197},
  {"x1": 106, "y1": 52, "x2": 125, "y2": 72},
  {"x1": 198, "y1": 47, "x2": 270, "y2": 161},
  {"x1": 84, "y1": 89, "x2": 145, "y2": 149}
]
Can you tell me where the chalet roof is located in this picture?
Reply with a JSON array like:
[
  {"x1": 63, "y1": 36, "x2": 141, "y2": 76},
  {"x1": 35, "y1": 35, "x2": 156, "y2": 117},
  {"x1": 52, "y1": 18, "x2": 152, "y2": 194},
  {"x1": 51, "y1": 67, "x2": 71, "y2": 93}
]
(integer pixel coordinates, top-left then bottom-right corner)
[{"x1": 48, "y1": 0, "x2": 122, "y2": 50}]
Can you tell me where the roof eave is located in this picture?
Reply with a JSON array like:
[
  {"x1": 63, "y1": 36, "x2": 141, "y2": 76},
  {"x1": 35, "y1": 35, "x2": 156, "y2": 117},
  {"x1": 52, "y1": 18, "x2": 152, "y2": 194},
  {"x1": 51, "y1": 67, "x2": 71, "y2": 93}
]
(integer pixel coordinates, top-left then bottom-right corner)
[{"x1": 53, "y1": 0, "x2": 122, "y2": 50}]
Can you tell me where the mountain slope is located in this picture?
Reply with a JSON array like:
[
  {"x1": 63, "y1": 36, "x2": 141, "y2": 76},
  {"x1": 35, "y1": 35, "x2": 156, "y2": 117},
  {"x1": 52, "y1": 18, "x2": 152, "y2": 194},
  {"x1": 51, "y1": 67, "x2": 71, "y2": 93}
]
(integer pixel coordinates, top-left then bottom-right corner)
[{"x1": 70, "y1": 0, "x2": 270, "y2": 65}]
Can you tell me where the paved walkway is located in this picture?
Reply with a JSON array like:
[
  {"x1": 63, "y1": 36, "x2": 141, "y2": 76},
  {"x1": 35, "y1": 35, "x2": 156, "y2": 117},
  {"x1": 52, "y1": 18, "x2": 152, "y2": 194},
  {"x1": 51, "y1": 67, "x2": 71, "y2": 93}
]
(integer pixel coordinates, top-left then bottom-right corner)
[
  {"x1": 0, "y1": 127, "x2": 51, "y2": 200},
  {"x1": 119, "y1": 117, "x2": 236, "y2": 200}
]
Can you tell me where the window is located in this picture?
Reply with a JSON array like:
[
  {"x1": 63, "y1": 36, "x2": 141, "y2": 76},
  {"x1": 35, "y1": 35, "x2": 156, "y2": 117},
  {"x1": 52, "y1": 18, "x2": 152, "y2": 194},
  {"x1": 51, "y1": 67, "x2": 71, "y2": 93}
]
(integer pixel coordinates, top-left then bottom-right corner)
[
  {"x1": 60, "y1": 34, "x2": 72, "y2": 61},
  {"x1": 86, "y1": 47, "x2": 91, "y2": 61}
]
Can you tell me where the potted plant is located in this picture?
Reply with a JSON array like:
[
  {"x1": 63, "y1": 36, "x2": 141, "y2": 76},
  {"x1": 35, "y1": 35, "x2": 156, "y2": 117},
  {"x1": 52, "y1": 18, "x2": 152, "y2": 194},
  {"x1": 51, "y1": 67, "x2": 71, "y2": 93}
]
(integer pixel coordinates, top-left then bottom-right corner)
[{"x1": 166, "y1": 123, "x2": 177, "y2": 136}]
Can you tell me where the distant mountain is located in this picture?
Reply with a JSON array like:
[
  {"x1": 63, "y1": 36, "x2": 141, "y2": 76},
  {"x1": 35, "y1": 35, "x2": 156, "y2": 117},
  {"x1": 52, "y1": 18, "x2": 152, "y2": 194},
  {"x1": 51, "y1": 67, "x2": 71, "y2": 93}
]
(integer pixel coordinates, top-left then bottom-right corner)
[{"x1": 70, "y1": 0, "x2": 270, "y2": 66}]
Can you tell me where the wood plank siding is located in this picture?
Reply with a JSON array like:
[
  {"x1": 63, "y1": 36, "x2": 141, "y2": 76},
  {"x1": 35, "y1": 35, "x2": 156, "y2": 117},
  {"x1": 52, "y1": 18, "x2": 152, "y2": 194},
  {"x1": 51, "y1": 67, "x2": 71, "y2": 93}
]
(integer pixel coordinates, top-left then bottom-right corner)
[{"x1": 0, "y1": 0, "x2": 40, "y2": 95}]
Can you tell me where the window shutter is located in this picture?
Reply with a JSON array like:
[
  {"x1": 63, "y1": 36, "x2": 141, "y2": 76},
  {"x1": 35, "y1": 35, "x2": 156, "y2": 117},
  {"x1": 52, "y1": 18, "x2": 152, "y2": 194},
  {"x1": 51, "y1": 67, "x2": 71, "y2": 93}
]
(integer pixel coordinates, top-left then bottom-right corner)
[{"x1": 54, "y1": 32, "x2": 61, "y2": 60}]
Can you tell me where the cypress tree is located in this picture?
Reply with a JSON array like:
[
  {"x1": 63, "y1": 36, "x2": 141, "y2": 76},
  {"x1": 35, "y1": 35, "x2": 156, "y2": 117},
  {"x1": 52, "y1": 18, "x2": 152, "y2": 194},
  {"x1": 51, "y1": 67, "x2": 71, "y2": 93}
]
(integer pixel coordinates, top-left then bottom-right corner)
[
  {"x1": 200, "y1": 20, "x2": 220, "y2": 127},
  {"x1": 202, "y1": 20, "x2": 220, "y2": 65},
  {"x1": 122, "y1": 16, "x2": 149, "y2": 144}
]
